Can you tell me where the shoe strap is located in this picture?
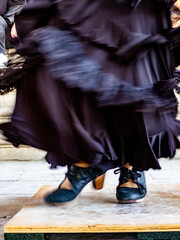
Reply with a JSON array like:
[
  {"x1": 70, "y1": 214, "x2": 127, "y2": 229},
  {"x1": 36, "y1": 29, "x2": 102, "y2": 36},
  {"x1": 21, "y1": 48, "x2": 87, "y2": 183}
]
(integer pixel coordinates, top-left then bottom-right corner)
[
  {"x1": 65, "y1": 165, "x2": 104, "y2": 187},
  {"x1": 66, "y1": 165, "x2": 90, "y2": 182},
  {"x1": 114, "y1": 167, "x2": 145, "y2": 194}
]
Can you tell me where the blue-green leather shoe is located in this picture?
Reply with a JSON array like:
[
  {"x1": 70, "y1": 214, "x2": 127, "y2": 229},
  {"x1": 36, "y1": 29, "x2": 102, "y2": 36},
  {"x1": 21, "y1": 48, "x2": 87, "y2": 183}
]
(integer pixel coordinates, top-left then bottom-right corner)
[
  {"x1": 115, "y1": 167, "x2": 147, "y2": 203},
  {"x1": 44, "y1": 165, "x2": 105, "y2": 204}
]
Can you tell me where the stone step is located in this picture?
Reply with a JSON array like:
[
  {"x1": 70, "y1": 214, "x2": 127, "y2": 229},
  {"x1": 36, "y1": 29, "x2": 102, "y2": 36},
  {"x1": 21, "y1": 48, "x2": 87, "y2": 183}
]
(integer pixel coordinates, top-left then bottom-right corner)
[
  {"x1": 0, "y1": 91, "x2": 16, "y2": 108},
  {"x1": 0, "y1": 144, "x2": 46, "y2": 161},
  {"x1": 0, "y1": 131, "x2": 46, "y2": 161}
]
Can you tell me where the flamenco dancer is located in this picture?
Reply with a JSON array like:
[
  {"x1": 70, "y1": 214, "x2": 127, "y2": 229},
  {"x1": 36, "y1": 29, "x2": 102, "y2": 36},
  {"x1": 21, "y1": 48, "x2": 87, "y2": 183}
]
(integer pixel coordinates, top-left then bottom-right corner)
[{"x1": 0, "y1": 0, "x2": 180, "y2": 204}]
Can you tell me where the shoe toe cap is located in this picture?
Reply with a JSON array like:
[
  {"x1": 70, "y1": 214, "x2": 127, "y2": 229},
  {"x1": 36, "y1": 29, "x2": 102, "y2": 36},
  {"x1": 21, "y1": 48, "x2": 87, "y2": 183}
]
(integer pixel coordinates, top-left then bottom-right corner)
[
  {"x1": 44, "y1": 188, "x2": 76, "y2": 203},
  {"x1": 116, "y1": 187, "x2": 146, "y2": 201}
]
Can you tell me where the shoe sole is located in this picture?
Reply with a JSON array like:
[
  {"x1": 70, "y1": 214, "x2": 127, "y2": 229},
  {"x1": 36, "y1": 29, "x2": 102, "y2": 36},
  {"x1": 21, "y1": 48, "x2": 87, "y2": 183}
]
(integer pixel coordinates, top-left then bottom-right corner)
[{"x1": 118, "y1": 197, "x2": 144, "y2": 204}]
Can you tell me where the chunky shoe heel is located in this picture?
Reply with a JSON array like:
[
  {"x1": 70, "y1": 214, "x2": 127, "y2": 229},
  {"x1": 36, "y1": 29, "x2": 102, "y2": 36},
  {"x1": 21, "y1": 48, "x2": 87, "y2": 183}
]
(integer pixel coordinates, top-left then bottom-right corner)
[
  {"x1": 92, "y1": 173, "x2": 105, "y2": 190},
  {"x1": 44, "y1": 165, "x2": 105, "y2": 204},
  {"x1": 115, "y1": 167, "x2": 147, "y2": 204}
]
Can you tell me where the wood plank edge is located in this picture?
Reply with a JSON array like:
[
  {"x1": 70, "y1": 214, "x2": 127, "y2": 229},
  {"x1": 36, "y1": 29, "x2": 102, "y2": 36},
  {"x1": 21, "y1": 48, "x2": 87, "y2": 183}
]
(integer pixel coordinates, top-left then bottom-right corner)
[{"x1": 4, "y1": 224, "x2": 180, "y2": 233}]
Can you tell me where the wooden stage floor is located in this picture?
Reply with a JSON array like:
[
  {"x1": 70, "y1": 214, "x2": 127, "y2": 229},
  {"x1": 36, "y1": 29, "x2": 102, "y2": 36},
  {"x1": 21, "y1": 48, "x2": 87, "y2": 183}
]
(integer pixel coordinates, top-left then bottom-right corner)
[{"x1": 4, "y1": 184, "x2": 180, "y2": 240}]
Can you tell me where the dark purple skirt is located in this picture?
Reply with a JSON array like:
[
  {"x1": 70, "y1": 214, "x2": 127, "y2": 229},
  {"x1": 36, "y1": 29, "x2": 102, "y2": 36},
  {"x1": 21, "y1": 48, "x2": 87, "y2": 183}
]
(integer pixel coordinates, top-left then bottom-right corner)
[{"x1": 1, "y1": 0, "x2": 180, "y2": 171}]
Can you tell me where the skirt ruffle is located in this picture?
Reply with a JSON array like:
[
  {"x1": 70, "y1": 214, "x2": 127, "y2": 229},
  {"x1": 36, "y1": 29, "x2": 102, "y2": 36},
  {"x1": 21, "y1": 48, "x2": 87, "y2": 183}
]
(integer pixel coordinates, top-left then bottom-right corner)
[{"x1": 55, "y1": 0, "x2": 180, "y2": 64}]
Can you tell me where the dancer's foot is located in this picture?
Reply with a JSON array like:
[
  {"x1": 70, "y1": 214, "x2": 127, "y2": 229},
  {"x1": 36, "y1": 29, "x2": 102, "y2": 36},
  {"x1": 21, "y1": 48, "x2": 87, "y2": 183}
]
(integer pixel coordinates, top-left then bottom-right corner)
[
  {"x1": 115, "y1": 165, "x2": 146, "y2": 204},
  {"x1": 44, "y1": 164, "x2": 105, "y2": 204}
]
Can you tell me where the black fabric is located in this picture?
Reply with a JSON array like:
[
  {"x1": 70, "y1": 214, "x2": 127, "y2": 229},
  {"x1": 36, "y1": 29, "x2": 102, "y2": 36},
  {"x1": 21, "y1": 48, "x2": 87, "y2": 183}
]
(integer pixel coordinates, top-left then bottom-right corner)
[
  {"x1": 114, "y1": 0, "x2": 176, "y2": 8},
  {"x1": 173, "y1": 47, "x2": 180, "y2": 66},
  {"x1": 0, "y1": 27, "x2": 178, "y2": 111}
]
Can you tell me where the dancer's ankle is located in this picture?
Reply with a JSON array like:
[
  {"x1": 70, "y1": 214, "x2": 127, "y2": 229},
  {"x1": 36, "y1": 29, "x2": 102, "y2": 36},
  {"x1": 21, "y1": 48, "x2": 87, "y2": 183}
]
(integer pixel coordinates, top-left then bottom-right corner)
[
  {"x1": 59, "y1": 177, "x2": 72, "y2": 190},
  {"x1": 120, "y1": 163, "x2": 138, "y2": 189},
  {"x1": 74, "y1": 162, "x2": 89, "y2": 168},
  {"x1": 124, "y1": 163, "x2": 133, "y2": 170}
]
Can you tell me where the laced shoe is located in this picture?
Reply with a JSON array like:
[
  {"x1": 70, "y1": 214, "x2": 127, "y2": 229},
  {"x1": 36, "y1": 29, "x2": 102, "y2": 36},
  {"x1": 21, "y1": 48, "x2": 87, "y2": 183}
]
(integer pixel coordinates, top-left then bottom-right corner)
[
  {"x1": 115, "y1": 167, "x2": 147, "y2": 203},
  {"x1": 44, "y1": 165, "x2": 105, "y2": 204}
]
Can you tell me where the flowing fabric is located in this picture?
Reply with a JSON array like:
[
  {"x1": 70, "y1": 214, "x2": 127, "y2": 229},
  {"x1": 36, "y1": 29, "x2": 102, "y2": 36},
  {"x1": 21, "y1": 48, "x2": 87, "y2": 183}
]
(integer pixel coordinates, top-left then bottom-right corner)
[{"x1": 0, "y1": 0, "x2": 180, "y2": 171}]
